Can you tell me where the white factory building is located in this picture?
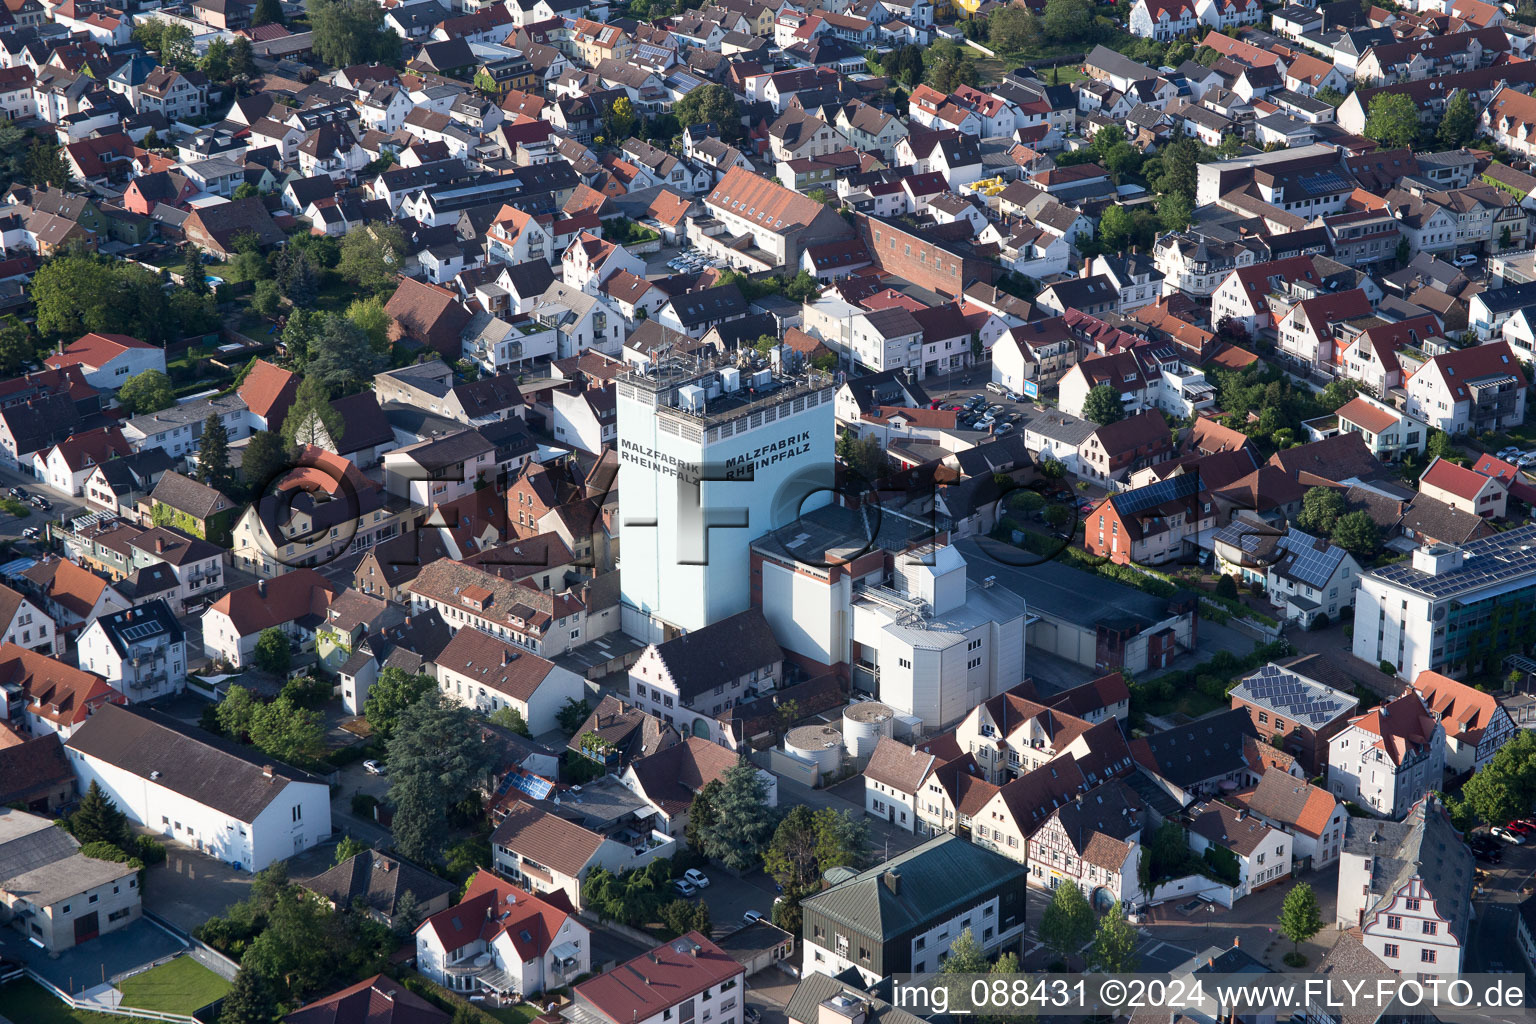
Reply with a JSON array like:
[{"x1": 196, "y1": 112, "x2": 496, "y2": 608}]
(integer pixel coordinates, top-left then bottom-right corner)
[
  {"x1": 64, "y1": 704, "x2": 332, "y2": 872},
  {"x1": 751, "y1": 505, "x2": 1028, "y2": 731},
  {"x1": 617, "y1": 357, "x2": 835, "y2": 642}
]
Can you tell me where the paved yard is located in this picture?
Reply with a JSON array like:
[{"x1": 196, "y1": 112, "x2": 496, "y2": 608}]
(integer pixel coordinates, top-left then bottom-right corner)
[
  {"x1": 141, "y1": 845, "x2": 253, "y2": 936},
  {"x1": 0, "y1": 919, "x2": 183, "y2": 997}
]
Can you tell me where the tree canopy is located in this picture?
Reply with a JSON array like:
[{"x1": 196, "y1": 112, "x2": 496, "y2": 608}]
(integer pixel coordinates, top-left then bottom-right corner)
[
  {"x1": 363, "y1": 667, "x2": 436, "y2": 739},
  {"x1": 1363, "y1": 93, "x2": 1421, "y2": 149},
  {"x1": 117, "y1": 369, "x2": 176, "y2": 416},
  {"x1": 1038, "y1": 880, "x2": 1094, "y2": 963},
  {"x1": 674, "y1": 84, "x2": 741, "y2": 141},
  {"x1": 386, "y1": 691, "x2": 494, "y2": 863},
  {"x1": 337, "y1": 223, "x2": 405, "y2": 295},
  {"x1": 308, "y1": 0, "x2": 401, "y2": 67},
  {"x1": 1457, "y1": 729, "x2": 1536, "y2": 825},
  {"x1": 693, "y1": 757, "x2": 775, "y2": 872},
  {"x1": 1082, "y1": 384, "x2": 1125, "y2": 425},
  {"x1": 1279, "y1": 882, "x2": 1322, "y2": 956}
]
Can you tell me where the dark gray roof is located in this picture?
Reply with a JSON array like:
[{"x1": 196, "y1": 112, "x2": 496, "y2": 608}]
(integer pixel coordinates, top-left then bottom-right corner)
[
  {"x1": 784, "y1": 971, "x2": 926, "y2": 1024},
  {"x1": 65, "y1": 704, "x2": 323, "y2": 823},
  {"x1": 149, "y1": 469, "x2": 231, "y2": 520},
  {"x1": 1341, "y1": 796, "x2": 1474, "y2": 946},
  {"x1": 652, "y1": 608, "x2": 782, "y2": 702},
  {"x1": 666, "y1": 285, "x2": 748, "y2": 328},
  {"x1": 799, "y1": 834, "x2": 1028, "y2": 941},
  {"x1": 90, "y1": 447, "x2": 174, "y2": 500},
  {"x1": 397, "y1": 428, "x2": 493, "y2": 471},
  {"x1": 1133, "y1": 708, "x2": 1258, "y2": 788},
  {"x1": 1230, "y1": 663, "x2": 1357, "y2": 728},
  {"x1": 88, "y1": 599, "x2": 184, "y2": 659},
  {"x1": 300, "y1": 849, "x2": 454, "y2": 918}
]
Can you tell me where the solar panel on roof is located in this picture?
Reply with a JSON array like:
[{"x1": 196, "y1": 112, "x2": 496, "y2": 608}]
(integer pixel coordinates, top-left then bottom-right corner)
[
  {"x1": 120, "y1": 622, "x2": 164, "y2": 642},
  {"x1": 1111, "y1": 470, "x2": 1202, "y2": 518},
  {"x1": 511, "y1": 773, "x2": 553, "y2": 801}
]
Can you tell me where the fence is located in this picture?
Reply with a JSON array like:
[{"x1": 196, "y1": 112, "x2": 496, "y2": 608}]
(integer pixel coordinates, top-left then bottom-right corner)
[
  {"x1": 143, "y1": 910, "x2": 241, "y2": 982},
  {"x1": 24, "y1": 969, "x2": 200, "y2": 1024}
]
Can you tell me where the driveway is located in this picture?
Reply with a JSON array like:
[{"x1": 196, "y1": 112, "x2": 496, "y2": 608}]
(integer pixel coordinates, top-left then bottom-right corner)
[{"x1": 141, "y1": 844, "x2": 254, "y2": 935}]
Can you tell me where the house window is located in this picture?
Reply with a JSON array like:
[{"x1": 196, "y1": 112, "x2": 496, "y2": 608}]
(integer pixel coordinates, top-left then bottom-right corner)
[
  {"x1": 1422, "y1": 921, "x2": 1437, "y2": 935},
  {"x1": 1387, "y1": 915, "x2": 1402, "y2": 930},
  {"x1": 1420, "y1": 950, "x2": 1436, "y2": 964},
  {"x1": 1384, "y1": 943, "x2": 1399, "y2": 958}
]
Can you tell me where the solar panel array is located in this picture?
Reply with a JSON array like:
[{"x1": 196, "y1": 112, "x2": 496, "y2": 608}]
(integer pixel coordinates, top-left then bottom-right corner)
[
  {"x1": 1236, "y1": 664, "x2": 1353, "y2": 727},
  {"x1": 1373, "y1": 523, "x2": 1536, "y2": 598},
  {"x1": 120, "y1": 621, "x2": 165, "y2": 643},
  {"x1": 1111, "y1": 470, "x2": 1201, "y2": 518},
  {"x1": 511, "y1": 772, "x2": 553, "y2": 801},
  {"x1": 1279, "y1": 529, "x2": 1347, "y2": 589}
]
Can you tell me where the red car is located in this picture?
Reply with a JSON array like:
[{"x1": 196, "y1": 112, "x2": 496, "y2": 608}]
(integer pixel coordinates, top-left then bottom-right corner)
[{"x1": 1504, "y1": 820, "x2": 1536, "y2": 836}]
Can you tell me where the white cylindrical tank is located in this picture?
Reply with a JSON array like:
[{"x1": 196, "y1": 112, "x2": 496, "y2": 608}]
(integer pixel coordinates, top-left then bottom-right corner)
[
  {"x1": 784, "y1": 725, "x2": 843, "y2": 773},
  {"x1": 842, "y1": 701, "x2": 895, "y2": 758}
]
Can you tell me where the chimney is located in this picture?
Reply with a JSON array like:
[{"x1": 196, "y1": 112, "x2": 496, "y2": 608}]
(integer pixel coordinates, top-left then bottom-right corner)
[
  {"x1": 155, "y1": 536, "x2": 165, "y2": 554},
  {"x1": 1232, "y1": 936, "x2": 1239, "y2": 947},
  {"x1": 262, "y1": 764, "x2": 273, "y2": 780},
  {"x1": 882, "y1": 869, "x2": 901, "y2": 895},
  {"x1": 257, "y1": 578, "x2": 267, "y2": 598},
  {"x1": 503, "y1": 649, "x2": 512, "y2": 665}
]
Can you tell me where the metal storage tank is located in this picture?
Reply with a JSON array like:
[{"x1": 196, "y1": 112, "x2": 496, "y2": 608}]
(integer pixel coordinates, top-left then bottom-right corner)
[
  {"x1": 842, "y1": 701, "x2": 895, "y2": 757},
  {"x1": 784, "y1": 725, "x2": 843, "y2": 774}
]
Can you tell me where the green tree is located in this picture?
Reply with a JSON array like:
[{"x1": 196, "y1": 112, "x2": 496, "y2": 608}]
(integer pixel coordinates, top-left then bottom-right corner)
[
  {"x1": 1082, "y1": 384, "x2": 1124, "y2": 425},
  {"x1": 386, "y1": 692, "x2": 495, "y2": 863},
  {"x1": 926, "y1": 41, "x2": 979, "y2": 92},
  {"x1": 337, "y1": 223, "x2": 405, "y2": 295},
  {"x1": 0, "y1": 317, "x2": 33, "y2": 375},
  {"x1": 200, "y1": 37, "x2": 232, "y2": 80},
  {"x1": 1315, "y1": 85, "x2": 1346, "y2": 107},
  {"x1": 199, "y1": 413, "x2": 233, "y2": 495},
  {"x1": 1096, "y1": 205, "x2": 1137, "y2": 252},
  {"x1": 363, "y1": 667, "x2": 436, "y2": 739},
  {"x1": 307, "y1": 315, "x2": 384, "y2": 395},
  {"x1": 308, "y1": 0, "x2": 401, "y2": 67},
  {"x1": 252, "y1": 279, "x2": 282, "y2": 317},
  {"x1": 473, "y1": 68, "x2": 499, "y2": 95},
  {"x1": 1459, "y1": 730, "x2": 1536, "y2": 825},
  {"x1": 1364, "y1": 93, "x2": 1421, "y2": 148},
  {"x1": 557, "y1": 697, "x2": 591, "y2": 734},
  {"x1": 1089, "y1": 902, "x2": 1139, "y2": 972},
  {"x1": 813, "y1": 808, "x2": 868, "y2": 871},
  {"x1": 254, "y1": 627, "x2": 291, "y2": 675},
  {"x1": 333, "y1": 835, "x2": 371, "y2": 865},
  {"x1": 230, "y1": 35, "x2": 257, "y2": 77},
  {"x1": 763, "y1": 805, "x2": 820, "y2": 893},
  {"x1": 987, "y1": 6, "x2": 1039, "y2": 51},
  {"x1": 1159, "y1": 191, "x2": 1193, "y2": 233},
  {"x1": 219, "y1": 968, "x2": 276, "y2": 1024},
  {"x1": 273, "y1": 246, "x2": 318, "y2": 305},
  {"x1": 216, "y1": 685, "x2": 262, "y2": 741},
  {"x1": 1438, "y1": 89, "x2": 1477, "y2": 150},
  {"x1": 489, "y1": 704, "x2": 533, "y2": 737},
  {"x1": 252, "y1": 0, "x2": 284, "y2": 25},
  {"x1": 241, "y1": 430, "x2": 288, "y2": 493},
  {"x1": 1331, "y1": 510, "x2": 1380, "y2": 559},
  {"x1": 1042, "y1": 0, "x2": 1095, "y2": 42},
  {"x1": 941, "y1": 927, "x2": 990, "y2": 973},
  {"x1": 1296, "y1": 485, "x2": 1346, "y2": 534},
  {"x1": 1038, "y1": 880, "x2": 1093, "y2": 963},
  {"x1": 282, "y1": 375, "x2": 344, "y2": 452},
  {"x1": 674, "y1": 84, "x2": 741, "y2": 141},
  {"x1": 606, "y1": 96, "x2": 639, "y2": 142},
  {"x1": 345, "y1": 295, "x2": 392, "y2": 353},
  {"x1": 1156, "y1": 137, "x2": 1199, "y2": 204},
  {"x1": 26, "y1": 139, "x2": 74, "y2": 189},
  {"x1": 1278, "y1": 882, "x2": 1322, "y2": 956},
  {"x1": 698, "y1": 757, "x2": 775, "y2": 871},
  {"x1": 684, "y1": 778, "x2": 721, "y2": 852},
  {"x1": 117, "y1": 369, "x2": 176, "y2": 416},
  {"x1": 250, "y1": 695, "x2": 325, "y2": 763},
  {"x1": 72, "y1": 780, "x2": 132, "y2": 847},
  {"x1": 232, "y1": 182, "x2": 259, "y2": 200}
]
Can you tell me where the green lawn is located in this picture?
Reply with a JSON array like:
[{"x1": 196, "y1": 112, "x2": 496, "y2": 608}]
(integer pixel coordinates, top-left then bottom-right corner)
[
  {"x1": 488, "y1": 1004, "x2": 542, "y2": 1024},
  {"x1": 0, "y1": 981, "x2": 128, "y2": 1024},
  {"x1": 116, "y1": 957, "x2": 230, "y2": 1015}
]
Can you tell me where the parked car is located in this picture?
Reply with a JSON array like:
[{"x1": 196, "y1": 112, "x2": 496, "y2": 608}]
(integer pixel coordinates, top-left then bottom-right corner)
[
  {"x1": 986, "y1": 381, "x2": 1007, "y2": 395},
  {"x1": 742, "y1": 909, "x2": 763, "y2": 924},
  {"x1": 20, "y1": 526, "x2": 39, "y2": 539},
  {"x1": 745, "y1": 1008, "x2": 762, "y2": 1024},
  {"x1": 29, "y1": 496, "x2": 50, "y2": 511},
  {"x1": 684, "y1": 869, "x2": 710, "y2": 888},
  {"x1": 673, "y1": 879, "x2": 698, "y2": 897},
  {"x1": 1469, "y1": 836, "x2": 1503, "y2": 862},
  {"x1": 1453, "y1": 253, "x2": 1479, "y2": 268},
  {"x1": 1491, "y1": 825, "x2": 1526, "y2": 844},
  {"x1": 363, "y1": 760, "x2": 386, "y2": 776},
  {"x1": 1505, "y1": 820, "x2": 1536, "y2": 836},
  {"x1": 6, "y1": 486, "x2": 25, "y2": 500}
]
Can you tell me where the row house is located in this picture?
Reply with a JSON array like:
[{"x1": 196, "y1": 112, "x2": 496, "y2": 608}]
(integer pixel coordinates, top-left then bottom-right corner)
[
  {"x1": 1237, "y1": 768, "x2": 1346, "y2": 869},
  {"x1": 1326, "y1": 691, "x2": 1445, "y2": 820},
  {"x1": 1402, "y1": 340, "x2": 1527, "y2": 436},
  {"x1": 404, "y1": 556, "x2": 611, "y2": 660}
]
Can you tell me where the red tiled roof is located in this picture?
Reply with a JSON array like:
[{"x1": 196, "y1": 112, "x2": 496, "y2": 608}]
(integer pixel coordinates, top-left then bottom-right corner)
[
  {"x1": 1348, "y1": 691, "x2": 1439, "y2": 766},
  {"x1": 45, "y1": 332, "x2": 155, "y2": 372},
  {"x1": 0, "y1": 643, "x2": 121, "y2": 728},
  {"x1": 207, "y1": 568, "x2": 337, "y2": 635},
  {"x1": 237, "y1": 358, "x2": 298, "y2": 427},
  {"x1": 575, "y1": 932, "x2": 742, "y2": 1024},
  {"x1": 1420, "y1": 456, "x2": 1498, "y2": 503},
  {"x1": 1412, "y1": 670, "x2": 1503, "y2": 746},
  {"x1": 1334, "y1": 396, "x2": 1398, "y2": 436},
  {"x1": 416, "y1": 869, "x2": 575, "y2": 966}
]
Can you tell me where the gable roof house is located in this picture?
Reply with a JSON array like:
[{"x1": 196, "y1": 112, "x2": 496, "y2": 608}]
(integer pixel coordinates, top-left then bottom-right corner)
[
  {"x1": 0, "y1": 807, "x2": 141, "y2": 953},
  {"x1": 621, "y1": 737, "x2": 777, "y2": 839},
  {"x1": 302, "y1": 849, "x2": 455, "y2": 929},
  {"x1": 65, "y1": 703, "x2": 332, "y2": 872},
  {"x1": 1410, "y1": 669, "x2": 1517, "y2": 775},
  {"x1": 1326, "y1": 690, "x2": 1445, "y2": 819},
  {"x1": 701, "y1": 166, "x2": 856, "y2": 273},
  {"x1": 200, "y1": 570, "x2": 338, "y2": 669}
]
